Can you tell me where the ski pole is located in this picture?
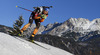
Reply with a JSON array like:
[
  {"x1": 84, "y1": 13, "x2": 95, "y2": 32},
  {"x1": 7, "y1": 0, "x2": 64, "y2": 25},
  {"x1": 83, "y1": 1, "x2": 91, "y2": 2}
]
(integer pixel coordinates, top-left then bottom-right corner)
[{"x1": 16, "y1": 6, "x2": 33, "y2": 12}]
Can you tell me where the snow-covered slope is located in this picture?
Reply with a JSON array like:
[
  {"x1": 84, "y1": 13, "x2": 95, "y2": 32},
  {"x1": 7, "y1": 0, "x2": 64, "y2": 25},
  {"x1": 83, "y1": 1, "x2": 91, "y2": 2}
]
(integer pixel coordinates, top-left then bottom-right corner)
[{"x1": 0, "y1": 32, "x2": 73, "y2": 55}]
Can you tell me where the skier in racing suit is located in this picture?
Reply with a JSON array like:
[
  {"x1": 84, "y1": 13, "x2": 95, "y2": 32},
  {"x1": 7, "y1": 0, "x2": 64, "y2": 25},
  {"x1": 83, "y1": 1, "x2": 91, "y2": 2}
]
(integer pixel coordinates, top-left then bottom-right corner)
[{"x1": 20, "y1": 6, "x2": 51, "y2": 42}]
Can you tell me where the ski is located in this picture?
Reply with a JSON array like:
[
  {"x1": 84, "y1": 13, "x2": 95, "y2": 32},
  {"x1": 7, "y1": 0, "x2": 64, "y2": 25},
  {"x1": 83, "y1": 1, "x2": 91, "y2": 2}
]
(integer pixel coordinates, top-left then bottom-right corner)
[
  {"x1": 32, "y1": 42, "x2": 50, "y2": 50},
  {"x1": 14, "y1": 36, "x2": 50, "y2": 50}
]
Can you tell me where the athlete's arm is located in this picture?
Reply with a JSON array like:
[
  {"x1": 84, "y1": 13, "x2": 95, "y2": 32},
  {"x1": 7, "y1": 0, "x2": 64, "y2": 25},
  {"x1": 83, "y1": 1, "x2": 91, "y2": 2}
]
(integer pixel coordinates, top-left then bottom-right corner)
[
  {"x1": 40, "y1": 14, "x2": 48, "y2": 22},
  {"x1": 40, "y1": 18, "x2": 45, "y2": 22}
]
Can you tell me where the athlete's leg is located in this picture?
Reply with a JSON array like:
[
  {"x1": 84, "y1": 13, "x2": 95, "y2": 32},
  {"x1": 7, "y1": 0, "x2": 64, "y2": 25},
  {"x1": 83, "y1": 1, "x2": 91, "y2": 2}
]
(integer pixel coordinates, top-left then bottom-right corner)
[
  {"x1": 20, "y1": 15, "x2": 34, "y2": 33},
  {"x1": 31, "y1": 19, "x2": 40, "y2": 37}
]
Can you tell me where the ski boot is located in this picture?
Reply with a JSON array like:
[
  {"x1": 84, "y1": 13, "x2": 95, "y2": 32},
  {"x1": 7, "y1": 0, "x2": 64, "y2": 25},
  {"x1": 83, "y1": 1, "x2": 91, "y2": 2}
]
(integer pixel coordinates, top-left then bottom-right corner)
[
  {"x1": 29, "y1": 35, "x2": 35, "y2": 43},
  {"x1": 18, "y1": 30, "x2": 23, "y2": 37}
]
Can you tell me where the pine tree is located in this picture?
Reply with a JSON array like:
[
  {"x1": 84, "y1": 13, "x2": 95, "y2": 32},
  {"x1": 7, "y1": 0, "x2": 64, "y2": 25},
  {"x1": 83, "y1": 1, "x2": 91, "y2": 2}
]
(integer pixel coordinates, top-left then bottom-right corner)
[{"x1": 8, "y1": 15, "x2": 24, "y2": 36}]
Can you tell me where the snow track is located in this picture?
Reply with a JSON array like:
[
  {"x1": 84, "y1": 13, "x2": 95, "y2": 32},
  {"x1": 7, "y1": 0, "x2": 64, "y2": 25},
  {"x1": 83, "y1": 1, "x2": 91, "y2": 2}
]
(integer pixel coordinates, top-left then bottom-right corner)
[{"x1": 0, "y1": 32, "x2": 73, "y2": 55}]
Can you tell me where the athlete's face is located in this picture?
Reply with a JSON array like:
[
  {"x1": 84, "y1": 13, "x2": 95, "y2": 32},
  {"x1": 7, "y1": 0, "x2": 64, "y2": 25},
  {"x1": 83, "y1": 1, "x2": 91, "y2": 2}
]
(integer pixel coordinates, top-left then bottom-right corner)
[{"x1": 43, "y1": 11, "x2": 48, "y2": 14}]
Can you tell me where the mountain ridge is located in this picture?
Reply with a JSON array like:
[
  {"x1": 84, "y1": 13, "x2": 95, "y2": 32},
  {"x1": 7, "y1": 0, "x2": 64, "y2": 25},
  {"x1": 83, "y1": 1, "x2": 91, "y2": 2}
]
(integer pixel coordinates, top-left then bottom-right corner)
[
  {"x1": 41, "y1": 18, "x2": 100, "y2": 36},
  {"x1": 0, "y1": 18, "x2": 100, "y2": 36}
]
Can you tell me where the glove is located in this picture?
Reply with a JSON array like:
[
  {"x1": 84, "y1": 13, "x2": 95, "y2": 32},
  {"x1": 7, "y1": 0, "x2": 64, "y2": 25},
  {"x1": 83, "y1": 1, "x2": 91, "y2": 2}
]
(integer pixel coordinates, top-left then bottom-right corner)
[
  {"x1": 40, "y1": 18, "x2": 45, "y2": 22},
  {"x1": 41, "y1": 14, "x2": 47, "y2": 19}
]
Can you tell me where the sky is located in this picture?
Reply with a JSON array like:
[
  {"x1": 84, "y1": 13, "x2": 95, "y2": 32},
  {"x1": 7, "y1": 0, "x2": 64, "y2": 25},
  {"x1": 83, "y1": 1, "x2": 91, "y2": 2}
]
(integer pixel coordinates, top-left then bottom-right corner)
[{"x1": 0, "y1": 0, "x2": 100, "y2": 27}]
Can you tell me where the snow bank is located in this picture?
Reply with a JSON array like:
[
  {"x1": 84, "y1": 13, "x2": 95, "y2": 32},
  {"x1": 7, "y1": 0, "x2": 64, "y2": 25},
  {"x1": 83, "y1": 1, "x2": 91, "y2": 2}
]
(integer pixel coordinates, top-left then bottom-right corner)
[{"x1": 0, "y1": 32, "x2": 73, "y2": 55}]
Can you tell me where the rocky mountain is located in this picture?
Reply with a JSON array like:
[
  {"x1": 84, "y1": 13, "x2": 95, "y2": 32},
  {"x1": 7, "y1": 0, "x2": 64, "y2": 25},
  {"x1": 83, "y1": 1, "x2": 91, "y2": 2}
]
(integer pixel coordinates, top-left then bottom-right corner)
[
  {"x1": 23, "y1": 18, "x2": 100, "y2": 37},
  {"x1": 1, "y1": 18, "x2": 100, "y2": 35},
  {"x1": 0, "y1": 24, "x2": 12, "y2": 34},
  {"x1": 44, "y1": 18, "x2": 100, "y2": 36},
  {"x1": 1, "y1": 18, "x2": 100, "y2": 38},
  {"x1": 34, "y1": 32, "x2": 100, "y2": 55}
]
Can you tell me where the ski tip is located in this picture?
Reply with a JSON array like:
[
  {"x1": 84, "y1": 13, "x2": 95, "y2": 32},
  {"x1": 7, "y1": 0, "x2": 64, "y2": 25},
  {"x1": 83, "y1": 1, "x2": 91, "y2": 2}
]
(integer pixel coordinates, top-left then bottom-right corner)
[{"x1": 16, "y1": 6, "x2": 18, "y2": 7}]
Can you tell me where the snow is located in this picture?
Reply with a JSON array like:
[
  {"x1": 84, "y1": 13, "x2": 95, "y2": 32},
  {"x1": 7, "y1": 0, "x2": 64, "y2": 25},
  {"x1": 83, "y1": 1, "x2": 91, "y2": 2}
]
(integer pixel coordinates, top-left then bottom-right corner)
[{"x1": 0, "y1": 32, "x2": 73, "y2": 55}]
